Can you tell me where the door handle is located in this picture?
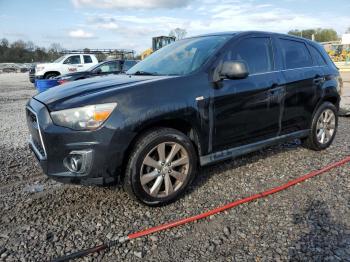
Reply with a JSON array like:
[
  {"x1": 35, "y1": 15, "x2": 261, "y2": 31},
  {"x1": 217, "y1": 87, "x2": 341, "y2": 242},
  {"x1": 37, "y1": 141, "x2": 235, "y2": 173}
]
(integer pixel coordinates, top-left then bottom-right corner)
[
  {"x1": 270, "y1": 83, "x2": 278, "y2": 89},
  {"x1": 268, "y1": 83, "x2": 279, "y2": 94},
  {"x1": 313, "y1": 75, "x2": 324, "y2": 84},
  {"x1": 77, "y1": 65, "x2": 83, "y2": 67}
]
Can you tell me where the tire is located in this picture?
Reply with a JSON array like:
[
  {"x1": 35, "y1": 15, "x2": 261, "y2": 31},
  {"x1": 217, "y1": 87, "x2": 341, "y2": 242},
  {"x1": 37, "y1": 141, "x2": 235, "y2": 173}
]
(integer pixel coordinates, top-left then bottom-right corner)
[
  {"x1": 44, "y1": 72, "x2": 59, "y2": 79},
  {"x1": 302, "y1": 102, "x2": 338, "y2": 151},
  {"x1": 124, "y1": 128, "x2": 197, "y2": 206}
]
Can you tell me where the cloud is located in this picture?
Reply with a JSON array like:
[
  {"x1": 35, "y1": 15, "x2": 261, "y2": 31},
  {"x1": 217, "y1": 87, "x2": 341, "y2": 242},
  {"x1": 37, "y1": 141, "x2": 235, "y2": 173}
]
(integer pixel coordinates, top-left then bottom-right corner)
[
  {"x1": 72, "y1": 0, "x2": 191, "y2": 9},
  {"x1": 87, "y1": 16, "x2": 119, "y2": 29},
  {"x1": 68, "y1": 29, "x2": 95, "y2": 38},
  {"x1": 65, "y1": 0, "x2": 350, "y2": 53}
]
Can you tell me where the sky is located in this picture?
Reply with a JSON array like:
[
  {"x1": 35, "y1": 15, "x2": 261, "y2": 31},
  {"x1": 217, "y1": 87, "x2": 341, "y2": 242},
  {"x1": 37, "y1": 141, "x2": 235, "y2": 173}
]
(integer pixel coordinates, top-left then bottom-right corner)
[{"x1": 1, "y1": 0, "x2": 350, "y2": 54}]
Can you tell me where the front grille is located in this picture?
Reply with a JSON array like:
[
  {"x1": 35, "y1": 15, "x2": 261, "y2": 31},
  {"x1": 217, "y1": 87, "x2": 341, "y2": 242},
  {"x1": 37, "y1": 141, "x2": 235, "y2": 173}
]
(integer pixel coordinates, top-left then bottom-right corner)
[
  {"x1": 27, "y1": 109, "x2": 38, "y2": 128},
  {"x1": 29, "y1": 66, "x2": 35, "y2": 74},
  {"x1": 26, "y1": 107, "x2": 47, "y2": 160},
  {"x1": 32, "y1": 137, "x2": 45, "y2": 156}
]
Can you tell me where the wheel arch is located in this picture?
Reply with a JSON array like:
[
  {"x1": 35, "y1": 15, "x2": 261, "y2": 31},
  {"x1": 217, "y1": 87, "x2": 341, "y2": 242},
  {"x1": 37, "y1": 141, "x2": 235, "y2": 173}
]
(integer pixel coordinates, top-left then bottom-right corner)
[
  {"x1": 118, "y1": 118, "x2": 203, "y2": 183},
  {"x1": 44, "y1": 71, "x2": 61, "y2": 78},
  {"x1": 322, "y1": 95, "x2": 339, "y2": 111}
]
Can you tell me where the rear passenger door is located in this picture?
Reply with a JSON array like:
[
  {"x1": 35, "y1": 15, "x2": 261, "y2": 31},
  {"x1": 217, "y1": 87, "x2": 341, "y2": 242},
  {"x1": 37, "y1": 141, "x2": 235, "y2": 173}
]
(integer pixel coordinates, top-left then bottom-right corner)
[
  {"x1": 276, "y1": 37, "x2": 323, "y2": 134},
  {"x1": 82, "y1": 55, "x2": 94, "y2": 71}
]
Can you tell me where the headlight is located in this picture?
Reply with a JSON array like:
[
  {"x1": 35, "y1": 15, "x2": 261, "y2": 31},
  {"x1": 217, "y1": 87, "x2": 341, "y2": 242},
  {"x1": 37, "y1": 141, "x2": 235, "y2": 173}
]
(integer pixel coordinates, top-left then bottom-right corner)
[{"x1": 50, "y1": 103, "x2": 117, "y2": 130}]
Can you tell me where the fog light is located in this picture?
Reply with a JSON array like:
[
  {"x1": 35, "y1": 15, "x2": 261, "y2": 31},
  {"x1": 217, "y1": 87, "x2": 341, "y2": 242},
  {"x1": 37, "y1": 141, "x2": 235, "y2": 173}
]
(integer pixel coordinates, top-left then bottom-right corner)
[
  {"x1": 69, "y1": 155, "x2": 82, "y2": 172},
  {"x1": 63, "y1": 150, "x2": 93, "y2": 174}
]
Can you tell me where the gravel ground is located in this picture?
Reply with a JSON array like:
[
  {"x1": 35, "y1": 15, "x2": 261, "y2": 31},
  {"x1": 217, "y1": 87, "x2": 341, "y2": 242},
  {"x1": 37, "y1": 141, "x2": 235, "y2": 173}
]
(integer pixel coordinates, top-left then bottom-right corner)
[
  {"x1": 340, "y1": 72, "x2": 350, "y2": 115},
  {"x1": 0, "y1": 73, "x2": 349, "y2": 261}
]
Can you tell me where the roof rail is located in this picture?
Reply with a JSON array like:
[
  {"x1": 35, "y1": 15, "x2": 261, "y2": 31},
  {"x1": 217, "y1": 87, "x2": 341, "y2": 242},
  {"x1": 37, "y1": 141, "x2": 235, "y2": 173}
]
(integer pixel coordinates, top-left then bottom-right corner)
[{"x1": 60, "y1": 49, "x2": 135, "y2": 56}]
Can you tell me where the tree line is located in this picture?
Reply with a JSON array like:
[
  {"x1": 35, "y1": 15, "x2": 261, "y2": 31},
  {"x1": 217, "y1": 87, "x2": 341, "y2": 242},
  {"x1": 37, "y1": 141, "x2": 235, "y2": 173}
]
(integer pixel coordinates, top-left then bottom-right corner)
[
  {"x1": 0, "y1": 27, "x2": 348, "y2": 63},
  {"x1": 0, "y1": 38, "x2": 63, "y2": 63},
  {"x1": 287, "y1": 28, "x2": 339, "y2": 42}
]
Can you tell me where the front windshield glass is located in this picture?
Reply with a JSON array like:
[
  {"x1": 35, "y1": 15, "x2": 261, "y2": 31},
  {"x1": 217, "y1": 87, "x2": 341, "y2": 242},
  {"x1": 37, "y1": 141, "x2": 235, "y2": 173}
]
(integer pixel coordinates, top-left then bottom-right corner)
[
  {"x1": 53, "y1": 56, "x2": 66, "y2": 63},
  {"x1": 127, "y1": 35, "x2": 231, "y2": 76}
]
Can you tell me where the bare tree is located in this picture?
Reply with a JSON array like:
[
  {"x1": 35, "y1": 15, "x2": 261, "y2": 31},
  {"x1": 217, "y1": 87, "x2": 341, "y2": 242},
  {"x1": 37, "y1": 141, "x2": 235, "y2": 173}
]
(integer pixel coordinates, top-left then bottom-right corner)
[
  {"x1": 169, "y1": 28, "x2": 187, "y2": 40},
  {"x1": 49, "y1": 43, "x2": 63, "y2": 53}
]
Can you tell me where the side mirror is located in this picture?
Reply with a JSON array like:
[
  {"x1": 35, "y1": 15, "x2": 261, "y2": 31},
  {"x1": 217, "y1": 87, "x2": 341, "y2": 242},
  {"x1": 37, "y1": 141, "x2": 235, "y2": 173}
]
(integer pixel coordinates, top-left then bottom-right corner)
[
  {"x1": 220, "y1": 61, "x2": 249, "y2": 80},
  {"x1": 95, "y1": 68, "x2": 102, "y2": 74}
]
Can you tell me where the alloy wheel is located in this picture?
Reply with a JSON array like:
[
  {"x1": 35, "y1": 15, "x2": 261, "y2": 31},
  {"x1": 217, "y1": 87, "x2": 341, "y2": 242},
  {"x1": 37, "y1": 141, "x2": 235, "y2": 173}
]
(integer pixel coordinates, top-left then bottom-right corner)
[
  {"x1": 140, "y1": 142, "x2": 189, "y2": 198},
  {"x1": 316, "y1": 109, "x2": 336, "y2": 144}
]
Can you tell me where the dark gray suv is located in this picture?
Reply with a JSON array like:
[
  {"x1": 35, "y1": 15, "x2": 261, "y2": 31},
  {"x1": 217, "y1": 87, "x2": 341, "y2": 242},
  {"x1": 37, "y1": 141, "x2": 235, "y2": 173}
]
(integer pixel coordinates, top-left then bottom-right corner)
[{"x1": 26, "y1": 31, "x2": 341, "y2": 205}]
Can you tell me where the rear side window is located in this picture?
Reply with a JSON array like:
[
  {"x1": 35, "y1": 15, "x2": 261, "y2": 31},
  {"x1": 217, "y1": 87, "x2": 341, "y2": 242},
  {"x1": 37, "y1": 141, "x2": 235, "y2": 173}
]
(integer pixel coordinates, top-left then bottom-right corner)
[
  {"x1": 279, "y1": 39, "x2": 312, "y2": 69},
  {"x1": 308, "y1": 45, "x2": 327, "y2": 66},
  {"x1": 225, "y1": 37, "x2": 274, "y2": 74},
  {"x1": 83, "y1": 55, "x2": 93, "y2": 64},
  {"x1": 63, "y1": 55, "x2": 81, "y2": 65}
]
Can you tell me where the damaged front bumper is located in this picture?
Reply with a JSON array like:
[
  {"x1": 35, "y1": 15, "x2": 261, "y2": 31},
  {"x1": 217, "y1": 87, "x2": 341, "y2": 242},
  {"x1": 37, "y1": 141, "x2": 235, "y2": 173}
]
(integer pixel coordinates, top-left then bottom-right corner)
[{"x1": 25, "y1": 98, "x2": 128, "y2": 185}]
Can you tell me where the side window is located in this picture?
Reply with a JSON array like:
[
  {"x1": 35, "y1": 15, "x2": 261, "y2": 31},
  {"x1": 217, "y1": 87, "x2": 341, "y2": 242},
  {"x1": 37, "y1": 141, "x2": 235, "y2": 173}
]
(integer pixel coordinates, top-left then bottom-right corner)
[
  {"x1": 225, "y1": 37, "x2": 274, "y2": 74},
  {"x1": 279, "y1": 39, "x2": 313, "y2": 69},
  {"x1": 96, "y1": 62, "x2": 119, "y2": 73},
  {"x1": 309, "y1": 45, "x2": 327, "y2": 66},
  {"x1": 83, "y1": 55, "x2": 93, "y2": 64},
  {"x1": 123, "y1": 61, "x2": 137, "y2": 71},
  {"x1": 63, "y1": 55, "x2": 81, "y2": 65}
]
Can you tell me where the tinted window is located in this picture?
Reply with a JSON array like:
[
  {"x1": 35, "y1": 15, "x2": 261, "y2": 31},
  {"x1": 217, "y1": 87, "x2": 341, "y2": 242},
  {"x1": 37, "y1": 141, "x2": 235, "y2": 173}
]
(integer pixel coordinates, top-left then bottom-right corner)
[
  {"x1": 279, "y1": 39, "x2": 312, "y2": 69},
  {"x1": 83, "y1": 55, "x2": 93, "y2": 64},
  {"x1": 309, "y1": 45, "x2": 327, "y2": 66},
  {"x1": 63, "y1": 55, "x2": 81, "y2": 65},
  {"x1": 225, "y1": 37, "x2": 273, "y2": 74},
  {"x1": 122, "y1": 61, "x2": 137, "y2": 71},
  {"x1": 94, "y1": 62, "x2": 121, "y2": 73}
]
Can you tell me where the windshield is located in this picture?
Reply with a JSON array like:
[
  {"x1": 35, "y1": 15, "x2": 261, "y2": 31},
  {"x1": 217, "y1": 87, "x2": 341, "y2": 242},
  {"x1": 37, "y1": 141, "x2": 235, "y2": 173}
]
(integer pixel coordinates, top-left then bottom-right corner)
[
  {"x1": 53, "y1": 55, "x2": 66, "y2": 63},
  {"x1": 127, "y1": 35, "x2": 231, "y2": 76}
]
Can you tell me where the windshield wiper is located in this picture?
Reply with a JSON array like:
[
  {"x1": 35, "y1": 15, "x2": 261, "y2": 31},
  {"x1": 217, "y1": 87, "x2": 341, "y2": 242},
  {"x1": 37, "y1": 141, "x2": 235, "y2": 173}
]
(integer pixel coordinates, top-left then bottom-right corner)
[{"x1": 131, "y1": 71, "x2": 158, "y2": 76}]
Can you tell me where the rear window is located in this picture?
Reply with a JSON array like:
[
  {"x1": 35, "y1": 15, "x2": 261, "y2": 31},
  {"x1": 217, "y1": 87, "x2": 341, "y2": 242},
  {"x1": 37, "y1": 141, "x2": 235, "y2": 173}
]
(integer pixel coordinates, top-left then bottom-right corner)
[
  {"x1": 84, "y1": 55, "x2": 93, "y2": 64},
  {"x1": 279, "y1": 39, "x2": 313, "y2": 69},
  {"x1": 309, "y1": 45, "x2": 327, "y2": 66}
]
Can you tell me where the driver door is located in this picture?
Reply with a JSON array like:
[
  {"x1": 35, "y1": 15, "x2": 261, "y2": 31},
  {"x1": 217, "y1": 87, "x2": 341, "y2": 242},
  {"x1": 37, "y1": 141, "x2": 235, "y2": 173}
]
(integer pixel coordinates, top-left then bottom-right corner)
[
  {"x1": 212, "y1": 36, "x2": 284, "y2": 151},
  {"x1": 62, "y1": 55, "x2": 83, "y2": 74}
]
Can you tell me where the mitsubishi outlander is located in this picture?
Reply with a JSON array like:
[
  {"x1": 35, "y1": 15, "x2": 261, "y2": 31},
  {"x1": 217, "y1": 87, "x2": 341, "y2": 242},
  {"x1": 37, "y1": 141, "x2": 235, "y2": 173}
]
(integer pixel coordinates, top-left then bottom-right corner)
[{"x1": 26, "y1": 31, "x2": 341, "y2": 205}]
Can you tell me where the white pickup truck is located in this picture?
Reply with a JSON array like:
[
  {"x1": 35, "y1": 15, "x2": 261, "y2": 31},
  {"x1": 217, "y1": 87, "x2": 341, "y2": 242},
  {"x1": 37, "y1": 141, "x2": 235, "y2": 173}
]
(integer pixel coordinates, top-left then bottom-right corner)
[{"x1": 30, "y1": 54, "x2": 99, "y2": 82}]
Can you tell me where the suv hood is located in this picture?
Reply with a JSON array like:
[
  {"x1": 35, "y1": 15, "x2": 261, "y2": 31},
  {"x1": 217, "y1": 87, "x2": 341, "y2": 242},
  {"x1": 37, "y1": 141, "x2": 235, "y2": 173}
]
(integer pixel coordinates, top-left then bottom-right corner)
[
  {"x1": 34, "y1": 74, "x2": 174, "y2": 111},
  {"x1": 36, "y1": 63, "x2": 60, "y2": 68}
]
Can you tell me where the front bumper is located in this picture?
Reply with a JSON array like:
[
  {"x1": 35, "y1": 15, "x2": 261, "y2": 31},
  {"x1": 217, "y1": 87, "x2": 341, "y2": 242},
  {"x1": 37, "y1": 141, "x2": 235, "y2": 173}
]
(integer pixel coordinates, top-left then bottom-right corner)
[{"x1": 26, "y1": 98, "x2": 132, "y2": 185}]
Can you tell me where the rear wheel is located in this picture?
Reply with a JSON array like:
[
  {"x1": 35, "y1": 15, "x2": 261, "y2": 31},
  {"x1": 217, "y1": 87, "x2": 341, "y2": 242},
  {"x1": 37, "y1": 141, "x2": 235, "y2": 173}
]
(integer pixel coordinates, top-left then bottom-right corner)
[
  {"x1": 124, "y1": 128, "x2": 197, "y2": 206},
  {"x1": 302, "y1": 102, "x2": 338, "y2": 150}
]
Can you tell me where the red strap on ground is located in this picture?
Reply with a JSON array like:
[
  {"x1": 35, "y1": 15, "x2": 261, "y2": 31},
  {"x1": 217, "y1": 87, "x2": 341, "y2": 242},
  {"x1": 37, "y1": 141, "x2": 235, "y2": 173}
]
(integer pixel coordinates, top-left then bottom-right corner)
[{"x1": 128, "y1": 156, "x2": 350, "y2": 240}]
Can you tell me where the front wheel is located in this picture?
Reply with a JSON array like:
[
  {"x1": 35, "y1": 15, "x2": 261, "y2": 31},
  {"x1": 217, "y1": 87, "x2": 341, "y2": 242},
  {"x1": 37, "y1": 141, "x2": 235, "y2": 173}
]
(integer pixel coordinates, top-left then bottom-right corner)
[
  {"x1": 44, "y1": 72, "x2": 60, "y2": 79},
  {"x1": 302, "y1": 102, "x2": 338, "y2": 151},
  {"x1": 124, "y1": 128, "x2": 197, "y2": 206}
]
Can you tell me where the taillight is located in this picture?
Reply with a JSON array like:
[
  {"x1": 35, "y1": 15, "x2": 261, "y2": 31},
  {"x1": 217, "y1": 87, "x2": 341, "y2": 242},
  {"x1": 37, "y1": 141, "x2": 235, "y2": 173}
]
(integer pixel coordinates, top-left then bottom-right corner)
[{"x1": 58, "y1": 79, "x2": 68, "y2": 85}]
